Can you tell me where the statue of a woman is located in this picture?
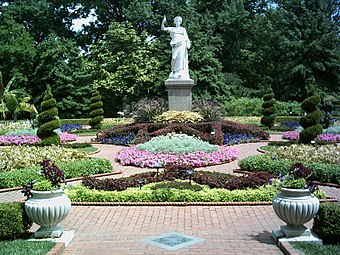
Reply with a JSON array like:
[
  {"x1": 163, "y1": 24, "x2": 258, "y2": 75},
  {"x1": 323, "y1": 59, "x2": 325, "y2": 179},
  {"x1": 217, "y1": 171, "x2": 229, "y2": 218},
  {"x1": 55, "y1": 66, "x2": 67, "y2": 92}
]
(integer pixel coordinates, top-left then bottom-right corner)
[{"x1": 161, "y1": 16, "x2": 191, "y2": 79}]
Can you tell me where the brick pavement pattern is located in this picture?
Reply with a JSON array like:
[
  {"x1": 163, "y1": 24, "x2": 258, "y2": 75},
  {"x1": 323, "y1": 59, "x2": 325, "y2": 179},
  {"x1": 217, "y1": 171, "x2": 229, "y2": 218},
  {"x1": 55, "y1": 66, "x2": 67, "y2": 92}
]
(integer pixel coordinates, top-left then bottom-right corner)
[{"x1": 1, "y1": 134, "x2": 339, "y2": 254}]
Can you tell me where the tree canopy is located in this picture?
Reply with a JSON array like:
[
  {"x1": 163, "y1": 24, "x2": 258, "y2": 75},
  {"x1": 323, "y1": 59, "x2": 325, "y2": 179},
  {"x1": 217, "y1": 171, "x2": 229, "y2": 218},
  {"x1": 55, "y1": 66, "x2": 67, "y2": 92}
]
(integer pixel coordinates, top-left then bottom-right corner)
[{"x1": 0, "y1": 0, "x2": 339, "y2": 118}]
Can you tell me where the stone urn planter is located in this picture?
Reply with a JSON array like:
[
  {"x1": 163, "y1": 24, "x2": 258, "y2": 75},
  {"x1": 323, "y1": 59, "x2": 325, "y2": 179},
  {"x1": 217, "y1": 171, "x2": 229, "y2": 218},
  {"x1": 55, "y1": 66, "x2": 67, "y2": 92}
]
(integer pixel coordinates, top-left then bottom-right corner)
[
  {"x1": 272, "y1": 188, "x2": 319, "y2": 238},
  {"x1": 25, "y1": 189, "x2": 71, "y2": 238}
]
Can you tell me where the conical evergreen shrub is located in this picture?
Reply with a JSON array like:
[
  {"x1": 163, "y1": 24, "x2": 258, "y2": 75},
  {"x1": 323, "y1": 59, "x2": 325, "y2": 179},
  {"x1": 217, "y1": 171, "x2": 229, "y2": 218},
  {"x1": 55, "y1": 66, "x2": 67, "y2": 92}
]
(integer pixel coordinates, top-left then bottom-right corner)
[
  {"x1": 260, "y1": 88, "x2": 276, "y2": 129},
  {"x1": 299, "y1": 87, "x2": 322, "y2": 144},
  {"x1": 37, "y1": 86, "x2": 61, "y2": 145},
  {"x1": 89, "y1": 90, "x2": 104, "y2": 129}
]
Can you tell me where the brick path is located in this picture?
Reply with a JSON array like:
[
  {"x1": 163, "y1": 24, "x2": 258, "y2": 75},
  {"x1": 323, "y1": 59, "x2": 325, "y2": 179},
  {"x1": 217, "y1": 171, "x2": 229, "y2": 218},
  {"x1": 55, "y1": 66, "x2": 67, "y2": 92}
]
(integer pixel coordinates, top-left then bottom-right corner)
[{"x1": 1, "y1": 133, "x2": 339, "y2": 254}]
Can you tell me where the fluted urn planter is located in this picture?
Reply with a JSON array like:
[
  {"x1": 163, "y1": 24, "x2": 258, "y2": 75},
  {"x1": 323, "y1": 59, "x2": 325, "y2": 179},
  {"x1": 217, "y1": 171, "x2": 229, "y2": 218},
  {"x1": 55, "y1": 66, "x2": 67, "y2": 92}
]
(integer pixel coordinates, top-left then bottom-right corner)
[
  {"x1": 25, "y1": 189, "x2": 71, "y2": 238},
  {"x1": 272, "y1": 188, "x2": 319, "y2": 238}
]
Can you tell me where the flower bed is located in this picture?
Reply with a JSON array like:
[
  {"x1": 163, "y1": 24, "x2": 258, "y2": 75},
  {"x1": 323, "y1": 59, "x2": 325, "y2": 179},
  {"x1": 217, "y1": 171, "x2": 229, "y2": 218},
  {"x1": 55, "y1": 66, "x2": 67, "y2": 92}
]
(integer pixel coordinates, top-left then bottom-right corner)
[
  {"x1": 282, "y1": 131, "x2": 340, "y2": 141},
  {"x1": 0, "y1": 132, "x2": 77, "y2": 145},
  {"x1": 117, "y1": 145, "x2": 239, "y2": 168},
  {"x1": 223, "y1": 132, "x2": 260, "y2": 145}
]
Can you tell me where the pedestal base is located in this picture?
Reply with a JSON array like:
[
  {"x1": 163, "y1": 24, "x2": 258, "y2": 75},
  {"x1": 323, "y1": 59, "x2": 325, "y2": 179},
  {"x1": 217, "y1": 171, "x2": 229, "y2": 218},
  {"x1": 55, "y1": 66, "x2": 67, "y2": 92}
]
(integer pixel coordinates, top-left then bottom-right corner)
[
  {"x1": 272, "y1": 225, "x2": 322, "y2": 244},
  {"x1": 29, "y1": 230, "x2": 75, "y2": 247},
  {"x1": 34, "y1": 226, "x2": 64, "y2": 238},
  {"x1": 165, "y1": 79, "x2": 195, "y2": 111}
]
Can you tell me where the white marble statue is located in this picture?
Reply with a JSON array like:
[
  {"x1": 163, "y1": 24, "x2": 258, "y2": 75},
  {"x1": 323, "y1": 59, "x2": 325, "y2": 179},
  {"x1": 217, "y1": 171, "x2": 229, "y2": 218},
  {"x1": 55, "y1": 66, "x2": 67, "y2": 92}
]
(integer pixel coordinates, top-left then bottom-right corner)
[{"x1": 161, "y1": 16, "x2": 191, "y2": 79}]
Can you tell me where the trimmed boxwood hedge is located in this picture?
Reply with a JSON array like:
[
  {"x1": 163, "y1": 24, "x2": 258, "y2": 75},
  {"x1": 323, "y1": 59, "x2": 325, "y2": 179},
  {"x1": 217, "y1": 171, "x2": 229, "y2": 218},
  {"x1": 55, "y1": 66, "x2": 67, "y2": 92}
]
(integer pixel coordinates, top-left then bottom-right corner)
[
  {"x1": 0, "y1": 202, "x2": 32, "y2": 240},
  {"x1": 238, "y1": 156, "x2": 340, "y2": 184},
  {"x1": 313, "y1": 202, "x2": 340, "y2": 244},
  {"x1": 0, "y1": 158, "x2": 112, "y2": 189}
]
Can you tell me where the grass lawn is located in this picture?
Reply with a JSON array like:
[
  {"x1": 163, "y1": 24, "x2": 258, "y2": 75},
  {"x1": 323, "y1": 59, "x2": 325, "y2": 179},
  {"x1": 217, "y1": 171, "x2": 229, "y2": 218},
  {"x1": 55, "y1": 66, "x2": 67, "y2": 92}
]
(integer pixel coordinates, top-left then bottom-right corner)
[
  {"x1": 291, "y1": 242, "x2": 340, "y2": 255},
  {"x1": 0, "y1": 239, "x2": 55, "y2": 255},
  {"x1": 76, "y1": 145, "x2": 98, "y2": 153}
]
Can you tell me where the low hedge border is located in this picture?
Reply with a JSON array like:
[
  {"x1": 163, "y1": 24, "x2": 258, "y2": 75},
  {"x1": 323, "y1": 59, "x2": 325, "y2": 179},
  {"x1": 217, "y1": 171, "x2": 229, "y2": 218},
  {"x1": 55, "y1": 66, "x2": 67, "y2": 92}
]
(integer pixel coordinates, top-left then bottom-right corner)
[
  {"x1": 70, "y1": 199, "x2": 336, "y2": 206},
  {"x1": 0, "y1": 171, "x2": 122, "y2": 193}
]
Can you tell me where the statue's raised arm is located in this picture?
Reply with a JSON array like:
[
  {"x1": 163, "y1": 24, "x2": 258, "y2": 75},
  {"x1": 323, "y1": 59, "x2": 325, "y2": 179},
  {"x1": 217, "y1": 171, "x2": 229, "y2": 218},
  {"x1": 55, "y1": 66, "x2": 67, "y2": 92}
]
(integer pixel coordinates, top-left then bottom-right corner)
[{"x1": 161, "y1": 16, "x2": 191, "y2": 79}]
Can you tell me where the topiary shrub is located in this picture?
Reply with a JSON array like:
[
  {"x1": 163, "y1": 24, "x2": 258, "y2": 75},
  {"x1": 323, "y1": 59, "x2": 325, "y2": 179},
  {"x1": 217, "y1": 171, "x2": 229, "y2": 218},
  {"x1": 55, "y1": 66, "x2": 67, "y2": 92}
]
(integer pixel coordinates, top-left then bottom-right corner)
[
  {"x1": 37, "y1": 86, "x2": 61, "y2": 145},
  {"x1": 0, "y1": 202, "x2": 32, "y2": 240},
  {"x1": 313, "y1": 202, "x2": 340, "y2": 244},
  {"x1": 261, "y1": 88, "x2": 276, "y2": 129},
  {"x1": 89, "y1": 90, "x2": 104, "y2": 129},
  {"x1": 299, "y1": 87, "x2": 323, "y2": 143}
]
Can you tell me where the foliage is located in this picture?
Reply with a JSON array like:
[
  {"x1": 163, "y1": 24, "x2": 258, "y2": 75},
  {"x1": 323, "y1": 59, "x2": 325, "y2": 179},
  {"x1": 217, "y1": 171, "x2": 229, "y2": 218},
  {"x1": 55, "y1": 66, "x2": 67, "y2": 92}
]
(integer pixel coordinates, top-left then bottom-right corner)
[
  {"x1": 261, "y1": 88, "x2": 276, "y2": 129},
  {"x1": 0, "y1": 158, "x2": 112, "y2": 189},
  {"x1": 82, "y1": 167, "x2": 271, "y2": 192},
  {"x1": 276, "y1": 101, "x2": 304, "y2": 116},
  {"x1": 238, "y1": 155, "x2": 340, "y2": 184},
  {"x1": 37, "y1": 86, "x2": 61, "y2": 145},
  {"x1": 291, "y1": 242, "x2": 340, "y2": 255},
  {"x1": 280, "y1": 122, "x2": 300, "y2": 129},
  {"x1": 153, "y1": 111, "x2": 204, "y2": 123},
  {"x1": 192, "y1": 99, "x2": 225, "y2": 121},
  {"x1": 66, "y1": 182, "x2": 279, "y2": 203},
  {"x1": 131, "y1": 97, "x2": 167, "y2": 123},
  {"x1": 6, "y1": 128, "x2": 37, "y2": 136},
  {"x1": 269, "y1": 144, "x2": 339, "y2": 164},
  {"x1": 136, "y1": 133, "x2": 218, "y2": 154},
  {"x1": 89, "y1": 90, "x2": 104, "y2": 129},
  {"x1": 278, "y1": 163, "x2": 314, "y2": 190},
  {"x1": 0, "y1": 202, "x2": 32, "y2": 240},
  {"x1": 313, "y1": 202, "x2": 340, "y2": 244},
  {"x1": 0, "y1": 239, "x2": 55, "y2": 255},
  {"x1": 88, "y1": 21, "x2": 161, "y2": 114},
  {"x1": 299, "y1": 88, "x2": 323, "y2": 143},
  {"x1": 221, "y1": 97, "x2": 263, "y2": 116},
  {"x1": 39, "y1": 159, "x2": 65, "y2": 188},
  {"x1": 0, "y1": 145, "x2": 88, "y2": 172}
]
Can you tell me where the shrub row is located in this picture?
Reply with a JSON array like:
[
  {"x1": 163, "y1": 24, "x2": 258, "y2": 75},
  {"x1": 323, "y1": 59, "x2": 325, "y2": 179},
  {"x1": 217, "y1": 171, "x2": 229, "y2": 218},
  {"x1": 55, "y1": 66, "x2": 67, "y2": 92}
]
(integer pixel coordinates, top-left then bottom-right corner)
[
  {"x1": 66, "y1": 183, "x2": 279, "y2": 203},
  {"x1": 238, "y1": 156, "x2": 340, "y2": 184},
  {"x1": 0, "y1": 202, "x2": 32, "y2": 240},
  {"x1": 82, "y1": 164, "x2": 271, "y2": 192},
  {"x1": 313, "y1": 202, "x2": 340, "y2": 244},
  {"x1": 97, "y1": 120, "x2": 269, "y2": 145},
  {"x1": 0, "y1": 158, "x2": 112, "y2": 189}
]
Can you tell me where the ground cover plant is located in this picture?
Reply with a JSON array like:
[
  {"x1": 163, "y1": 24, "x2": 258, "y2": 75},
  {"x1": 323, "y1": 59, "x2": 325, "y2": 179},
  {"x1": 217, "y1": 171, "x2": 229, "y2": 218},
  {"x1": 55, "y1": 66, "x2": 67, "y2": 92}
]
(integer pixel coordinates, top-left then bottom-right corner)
[
  {"x1": 116, "y1": 133, "x2": 239, "y2": 167},
  {"x1": 239, "y1": 155, "x2": 340, "y2": 184},
  {"x1": 0, "y1": 145, "x2": 88, "y2": 172},
  {"x1": 0, "y1": 158, "x2": 112, "y2": 189}
]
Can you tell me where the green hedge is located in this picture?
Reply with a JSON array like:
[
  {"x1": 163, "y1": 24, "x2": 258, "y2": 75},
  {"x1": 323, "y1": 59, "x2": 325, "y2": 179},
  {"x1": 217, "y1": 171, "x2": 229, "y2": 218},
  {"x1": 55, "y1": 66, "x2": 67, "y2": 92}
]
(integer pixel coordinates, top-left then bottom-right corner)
[
  {"x1": 60, "y1": 119, "x2": 90, "y2": 125},
  {"x1": 238, "y1": 156, "x2": 340, "y2": 184},
  {"x1": 0, "y1": 202, "x2": 32, "y2": 240},
  {"x1": 66, "y1": 182, "x2": 280, "y2": 202},
  {"x1": 0, "y1": 158, "x2": 112, "y2": 189},
  {"x1": 313, "y1": 203, "x2": 340, "y2": 244}
]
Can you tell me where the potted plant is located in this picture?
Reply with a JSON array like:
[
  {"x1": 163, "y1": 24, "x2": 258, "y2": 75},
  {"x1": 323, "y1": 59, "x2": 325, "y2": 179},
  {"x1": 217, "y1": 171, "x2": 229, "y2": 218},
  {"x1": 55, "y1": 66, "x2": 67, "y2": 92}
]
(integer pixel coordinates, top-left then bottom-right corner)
[
  {"x1": 272, "y1": 163, "x2": 320, "y2": 238},
  {"x1": 22, "y1": 159, "x2": 71, "y2": 238}
]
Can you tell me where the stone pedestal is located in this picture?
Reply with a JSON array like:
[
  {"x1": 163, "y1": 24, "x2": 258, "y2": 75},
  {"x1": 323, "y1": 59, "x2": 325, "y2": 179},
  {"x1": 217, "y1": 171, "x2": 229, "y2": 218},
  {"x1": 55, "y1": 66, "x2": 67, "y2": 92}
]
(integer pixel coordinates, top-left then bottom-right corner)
[{"x1": 165, "y1": 79, "x2": 195, "y2": 111}]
